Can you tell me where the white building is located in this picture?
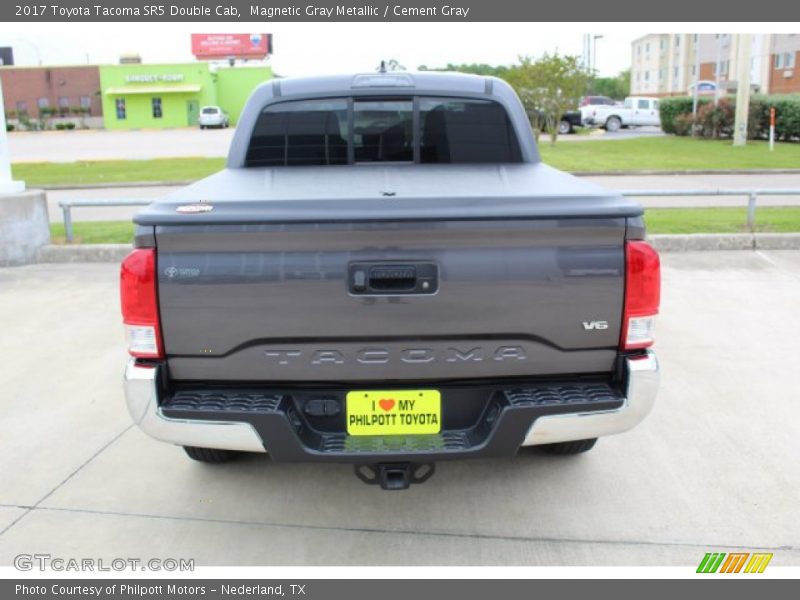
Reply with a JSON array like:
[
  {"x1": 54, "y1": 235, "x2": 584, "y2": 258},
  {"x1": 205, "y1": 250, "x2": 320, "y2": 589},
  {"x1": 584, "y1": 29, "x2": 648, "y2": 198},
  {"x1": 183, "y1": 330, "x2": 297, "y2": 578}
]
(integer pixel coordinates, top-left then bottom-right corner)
[{"x1": 631, "y1": 34, "x2": 799, "y2": 97}]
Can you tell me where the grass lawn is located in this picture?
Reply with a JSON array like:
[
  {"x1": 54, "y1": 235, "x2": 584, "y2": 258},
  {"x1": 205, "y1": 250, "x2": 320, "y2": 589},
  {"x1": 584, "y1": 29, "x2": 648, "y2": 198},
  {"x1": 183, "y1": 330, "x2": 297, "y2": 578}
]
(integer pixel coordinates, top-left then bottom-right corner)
[
  {"x1": 50, "y1": 207, "x2": 800, "y2": 244},
  {"x1": 13, "y1": 137, "x2": 800, "y2": 186},
  {"x1": 50, "y1": 221, "x2": 138, "y2": 245},
  {"x1": 644, "y1": 207, "x2": 800, "y2": 234},
  {"x1": 539, "y1": 136, "x2": 800, "y2": 172},
  {"x1": 12, "y1": 157, "x2": 224, "y2": 186}
]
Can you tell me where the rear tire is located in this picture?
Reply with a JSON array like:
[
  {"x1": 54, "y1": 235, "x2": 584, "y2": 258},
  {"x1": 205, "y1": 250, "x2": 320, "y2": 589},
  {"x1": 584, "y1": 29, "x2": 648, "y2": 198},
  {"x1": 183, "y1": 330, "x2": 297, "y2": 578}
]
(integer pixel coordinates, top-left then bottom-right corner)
[
  {"x1": 183, "y1": 446, "x2": 241, "y2": 463},
  {"x1": 605, "y1": 116, "x2": 622, "y2": 132},
  {"x1": 539, "y1": 438, "x2": 598, "y2": 455},
  {"x1": 558, "y1": 119, "x2": 572, "y2": 135}
]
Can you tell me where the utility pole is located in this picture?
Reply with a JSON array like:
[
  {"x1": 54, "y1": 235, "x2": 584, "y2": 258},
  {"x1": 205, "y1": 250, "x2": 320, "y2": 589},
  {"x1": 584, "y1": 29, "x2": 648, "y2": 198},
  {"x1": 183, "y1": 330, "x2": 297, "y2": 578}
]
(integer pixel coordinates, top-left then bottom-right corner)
[
  {"x1": 0, "y1": 78, "x2": 26, "y2": 194},
  {"x1": 692, "y1": 34, "x2": 700, "y2": 118},
  {"x1": 733, "y1": 34, "x2": 752, "y2": 146},
  {"x1": 714, "y1": 36, "x2": 722, "y2": 104},
  {"x1": 583, "y1": 33, "x2": 592, "y2": 70},
  {"x1": 592, "y1": 35, "x2": 604, "y2": 73}
]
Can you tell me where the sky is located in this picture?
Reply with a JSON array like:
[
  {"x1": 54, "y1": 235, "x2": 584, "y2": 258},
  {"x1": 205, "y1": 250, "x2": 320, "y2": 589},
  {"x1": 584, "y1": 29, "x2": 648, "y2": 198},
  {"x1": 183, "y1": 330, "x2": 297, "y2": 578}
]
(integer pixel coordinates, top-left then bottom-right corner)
[{"x1": 0, "y1": 23, "x2": 637, "y2": 77}]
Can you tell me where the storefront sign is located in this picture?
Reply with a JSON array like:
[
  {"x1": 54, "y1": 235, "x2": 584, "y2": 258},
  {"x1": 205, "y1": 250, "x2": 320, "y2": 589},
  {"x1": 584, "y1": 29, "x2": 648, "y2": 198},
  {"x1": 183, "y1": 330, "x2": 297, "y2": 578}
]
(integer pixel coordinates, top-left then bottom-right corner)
[{"x1": 125, "y1": 74, "x2": 185, "y2": 83}]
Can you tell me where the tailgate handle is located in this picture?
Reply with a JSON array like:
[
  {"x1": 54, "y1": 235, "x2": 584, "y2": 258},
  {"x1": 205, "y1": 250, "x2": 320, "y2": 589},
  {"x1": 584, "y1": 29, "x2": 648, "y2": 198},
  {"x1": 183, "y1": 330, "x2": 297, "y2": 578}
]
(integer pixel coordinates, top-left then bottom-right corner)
[
  {"x1": 348, "y1": 262, "x2": 438, "y2": 295},
  {"x1": 369, "y1": 266, "x2": 417, "y2": 291}
]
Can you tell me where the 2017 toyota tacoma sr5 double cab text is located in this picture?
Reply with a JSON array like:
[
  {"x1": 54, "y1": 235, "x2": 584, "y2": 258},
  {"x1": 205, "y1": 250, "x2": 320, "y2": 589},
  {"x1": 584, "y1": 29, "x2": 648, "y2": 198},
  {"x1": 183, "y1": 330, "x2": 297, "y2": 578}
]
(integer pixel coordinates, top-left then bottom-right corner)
[{"x1": 121, "y1": 72, "x2": 661, "y2": 490}]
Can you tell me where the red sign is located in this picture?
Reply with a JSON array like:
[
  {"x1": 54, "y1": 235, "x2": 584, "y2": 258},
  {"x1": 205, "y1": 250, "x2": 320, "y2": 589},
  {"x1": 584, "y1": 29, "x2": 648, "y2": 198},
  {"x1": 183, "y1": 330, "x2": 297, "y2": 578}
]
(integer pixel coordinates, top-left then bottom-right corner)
[{"x1": 191, "y1": 34, "x2": 271, "y2": 59}]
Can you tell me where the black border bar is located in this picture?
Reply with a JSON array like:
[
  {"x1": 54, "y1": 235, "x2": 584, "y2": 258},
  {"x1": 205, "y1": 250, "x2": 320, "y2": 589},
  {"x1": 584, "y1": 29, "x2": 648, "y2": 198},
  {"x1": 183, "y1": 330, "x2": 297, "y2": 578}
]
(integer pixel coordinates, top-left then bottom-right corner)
[{"x1": 4, "y1": 0, "x2": 800, "y2": 22}]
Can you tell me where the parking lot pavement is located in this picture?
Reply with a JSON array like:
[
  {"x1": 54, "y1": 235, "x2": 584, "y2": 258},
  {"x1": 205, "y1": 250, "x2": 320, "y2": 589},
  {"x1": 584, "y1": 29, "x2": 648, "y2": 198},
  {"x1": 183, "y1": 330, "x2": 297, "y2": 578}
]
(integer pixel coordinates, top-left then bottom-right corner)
[
  {"x1": 9, "y1": 128, "x2": 234, "y2": 163},
  {"x1": 558, "y1": 126, "x2": 665, "y2": 142},
  {"x1": 1, "y1": 252, "x2": 799, "y2": 566},
  {"x1": 9, "y1": 126, "x2": 663, "y2": 160}
]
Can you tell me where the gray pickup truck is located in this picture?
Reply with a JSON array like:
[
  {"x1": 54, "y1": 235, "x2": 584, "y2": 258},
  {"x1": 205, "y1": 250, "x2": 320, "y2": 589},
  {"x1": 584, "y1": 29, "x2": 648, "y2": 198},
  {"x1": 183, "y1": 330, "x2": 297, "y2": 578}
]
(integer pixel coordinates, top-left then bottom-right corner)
[{"x1": 121, "y1": 72, "x2": 660, "y2": 490}]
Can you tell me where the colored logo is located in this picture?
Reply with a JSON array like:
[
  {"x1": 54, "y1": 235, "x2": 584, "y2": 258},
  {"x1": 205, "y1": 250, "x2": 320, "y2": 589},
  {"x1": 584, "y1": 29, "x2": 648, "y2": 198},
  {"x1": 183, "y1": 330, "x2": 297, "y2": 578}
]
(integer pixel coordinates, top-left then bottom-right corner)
[{"x1": 697, "y1": 552, "x2": 773, "y2": 574}]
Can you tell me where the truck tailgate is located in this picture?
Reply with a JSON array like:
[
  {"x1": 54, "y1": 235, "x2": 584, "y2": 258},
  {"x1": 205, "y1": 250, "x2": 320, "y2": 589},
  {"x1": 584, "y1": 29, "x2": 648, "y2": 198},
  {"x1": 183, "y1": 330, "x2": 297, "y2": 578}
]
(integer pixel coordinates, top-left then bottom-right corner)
[{"x1": 155, "y1": 217, "x2": 626, "y2": 382}]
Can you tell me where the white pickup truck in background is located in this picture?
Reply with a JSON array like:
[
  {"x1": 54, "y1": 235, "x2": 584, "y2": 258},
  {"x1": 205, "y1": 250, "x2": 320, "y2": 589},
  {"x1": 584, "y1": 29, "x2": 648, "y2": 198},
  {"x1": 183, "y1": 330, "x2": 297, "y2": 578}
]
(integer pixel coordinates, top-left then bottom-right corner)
[{"x1": 580, "y1": 97, "x2": 661, "y2": 132}]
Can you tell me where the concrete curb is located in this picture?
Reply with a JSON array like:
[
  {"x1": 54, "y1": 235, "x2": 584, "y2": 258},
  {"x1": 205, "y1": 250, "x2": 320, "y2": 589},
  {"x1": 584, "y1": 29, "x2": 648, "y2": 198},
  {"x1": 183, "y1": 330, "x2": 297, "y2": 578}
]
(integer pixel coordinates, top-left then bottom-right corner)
[
  {"x1": 648, "y1": 234, "x2": 755, "y2": 252},
  {"x1": 648, "y1": 233, "x2": 800, "y2": 252},
  {"x1": 32, "y1": 233, "x2": 800, "y2": 264},
  {"x1": 573, "y1": 169, "x2": 800, "y2": 177},
  {"x1": 36, "y1": 244, "x2": 132, "y2": 263}
]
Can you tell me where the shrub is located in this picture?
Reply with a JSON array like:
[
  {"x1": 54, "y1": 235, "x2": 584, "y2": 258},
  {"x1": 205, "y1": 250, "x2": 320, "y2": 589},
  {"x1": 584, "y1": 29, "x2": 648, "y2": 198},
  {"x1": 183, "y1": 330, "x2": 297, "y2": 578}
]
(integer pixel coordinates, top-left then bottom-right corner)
[
  {"x1": 660, "y1": 94, "x2": 800, "y2": 140},
  {"x1": 64, "y1": 122, "x2": 75, "y2": 130},
  {"x1": 765, "y1": 94, "x2": 800, "y2": 141},
  {"x1": 18, "y1": 115, "x2": 35, "y2": 131},
  {"x1": 695, "y1": 99, "x2": 735, "y2": 139},
  {"x1": 672, "y1": 113, "x2": 694, "y2": 136},
  {"x1": 55, "y1": 122, "x2": 66, "y2": 130},
  {"x1": 6, "y1": 123, "x2": 14, "y2": 132},
  {"x1": 659, "y1": 97, "x2": 709, "y2": 133}
]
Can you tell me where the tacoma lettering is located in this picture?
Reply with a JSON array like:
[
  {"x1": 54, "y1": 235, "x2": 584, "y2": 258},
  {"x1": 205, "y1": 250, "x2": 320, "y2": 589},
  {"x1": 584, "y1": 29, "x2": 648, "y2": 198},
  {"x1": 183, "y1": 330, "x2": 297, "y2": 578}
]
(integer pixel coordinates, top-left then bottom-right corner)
[{"x1": 263, "y1": 346, "x2": 528, "y2": 366}]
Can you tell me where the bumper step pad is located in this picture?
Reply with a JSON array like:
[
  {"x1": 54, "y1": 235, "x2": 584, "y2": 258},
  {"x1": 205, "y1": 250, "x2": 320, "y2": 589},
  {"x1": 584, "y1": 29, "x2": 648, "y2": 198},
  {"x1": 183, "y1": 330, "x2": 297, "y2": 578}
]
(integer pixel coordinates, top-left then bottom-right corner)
[
  {"x1": 160, "y1": 381, "x2": 623, "y2": 464},
  {"x1": 505, "y1": 383, "x2": 621, "y2": 407},
  {"x1": 163, "y1": 391, "x2": 283, "y2": 417}
]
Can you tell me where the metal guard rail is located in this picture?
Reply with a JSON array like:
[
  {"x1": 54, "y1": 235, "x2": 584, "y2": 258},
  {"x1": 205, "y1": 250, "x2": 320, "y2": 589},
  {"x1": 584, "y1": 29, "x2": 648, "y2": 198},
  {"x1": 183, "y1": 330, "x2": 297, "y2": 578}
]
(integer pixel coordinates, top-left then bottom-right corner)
[{"x1": 57, "y1": 189, "x2": 800, "y2": 242}]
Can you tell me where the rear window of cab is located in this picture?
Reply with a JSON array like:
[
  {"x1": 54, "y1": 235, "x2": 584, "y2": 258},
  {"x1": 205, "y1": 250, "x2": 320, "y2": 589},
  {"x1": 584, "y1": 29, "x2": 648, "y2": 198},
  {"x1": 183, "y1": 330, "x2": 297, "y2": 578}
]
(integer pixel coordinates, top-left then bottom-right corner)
[{"x1": 244, "y1": 96, "x2": 522, "y2": 167}]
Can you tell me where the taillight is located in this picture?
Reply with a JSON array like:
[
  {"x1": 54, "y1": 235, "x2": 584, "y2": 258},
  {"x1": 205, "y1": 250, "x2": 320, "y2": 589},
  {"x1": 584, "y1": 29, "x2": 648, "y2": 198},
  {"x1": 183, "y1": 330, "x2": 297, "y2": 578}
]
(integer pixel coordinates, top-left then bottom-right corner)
[
  {"x1": 621, "y1": 240, "x2": 661, "y2": 350},
  {"x1": 120, "y1": 249, "x2": 163, "y2": 358}
]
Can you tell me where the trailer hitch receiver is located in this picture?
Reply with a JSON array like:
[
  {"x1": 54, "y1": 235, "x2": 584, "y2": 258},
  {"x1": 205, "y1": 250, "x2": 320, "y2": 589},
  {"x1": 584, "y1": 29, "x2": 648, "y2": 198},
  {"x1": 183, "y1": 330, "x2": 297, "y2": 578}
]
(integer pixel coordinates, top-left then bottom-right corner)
[{"x1": 354, "y1": 462, "x2": 435, "y2": 490}]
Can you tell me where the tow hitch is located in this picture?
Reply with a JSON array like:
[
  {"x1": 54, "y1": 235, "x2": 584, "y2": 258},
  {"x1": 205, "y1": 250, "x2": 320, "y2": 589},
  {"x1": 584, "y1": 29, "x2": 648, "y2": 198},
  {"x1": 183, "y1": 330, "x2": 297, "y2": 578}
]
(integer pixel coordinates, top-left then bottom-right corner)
[{"x1": 354, "y1": 462, "x2": 436, "y2": 490}]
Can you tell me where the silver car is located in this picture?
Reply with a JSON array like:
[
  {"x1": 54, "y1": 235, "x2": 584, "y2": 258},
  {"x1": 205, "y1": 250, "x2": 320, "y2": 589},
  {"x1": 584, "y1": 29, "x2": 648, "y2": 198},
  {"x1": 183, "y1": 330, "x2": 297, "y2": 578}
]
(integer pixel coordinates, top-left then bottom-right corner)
[{"x1": 198, "y1": 106, "x2": 229, "y2": 129}]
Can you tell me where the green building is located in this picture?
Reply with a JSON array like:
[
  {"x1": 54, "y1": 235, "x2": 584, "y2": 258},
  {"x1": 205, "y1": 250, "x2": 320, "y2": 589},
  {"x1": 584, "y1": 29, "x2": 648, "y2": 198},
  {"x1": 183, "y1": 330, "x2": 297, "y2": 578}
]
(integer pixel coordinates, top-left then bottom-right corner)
[{"x1": 98, "y1": 62, "x2": 272, "y2": 129}]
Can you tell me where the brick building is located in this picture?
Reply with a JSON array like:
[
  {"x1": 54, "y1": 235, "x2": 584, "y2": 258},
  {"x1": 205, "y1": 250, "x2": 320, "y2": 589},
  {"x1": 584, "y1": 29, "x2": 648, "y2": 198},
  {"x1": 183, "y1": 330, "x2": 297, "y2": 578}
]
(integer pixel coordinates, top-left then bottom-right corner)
[
  {"x1": 0, "y1": 65, "x2": 102, "y2": 120},
  {"x1": 631, "y1": 33, "x2": 800, "y2": 97},
  {"x1": 769, "y1": 35, "x2": 800, "y2": 94}
]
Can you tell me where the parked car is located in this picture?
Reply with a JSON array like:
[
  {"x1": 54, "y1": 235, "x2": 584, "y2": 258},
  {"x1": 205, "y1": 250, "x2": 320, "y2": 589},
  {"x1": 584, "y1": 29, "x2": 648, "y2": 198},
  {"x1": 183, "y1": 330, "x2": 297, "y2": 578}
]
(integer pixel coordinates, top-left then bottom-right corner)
[
  {"x1": 579, "y1": 95, "x2": 618, "y2": 107},
  {"x1": 531, "y1": 109, "x2": 582, "y2": 134},
  {"x1": 121, "y1": 72, "x2": 661, "y2": 490},
  {"x1": 199, "y1": 106, "x2": 229, "y2": 129},
  {"x1": 559, "y1": 110, "x2": 583, "y2": 134},
  {"x1": 581, "y1": 96, "x2": 661, "y2": 132}
]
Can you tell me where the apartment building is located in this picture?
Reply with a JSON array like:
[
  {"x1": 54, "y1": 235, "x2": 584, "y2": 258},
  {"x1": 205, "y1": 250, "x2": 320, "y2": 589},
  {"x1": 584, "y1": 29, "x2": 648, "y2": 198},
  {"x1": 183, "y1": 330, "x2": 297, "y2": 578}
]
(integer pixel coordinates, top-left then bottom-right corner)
[{"x1": 631, "y1": 33, "x2": 799, "y2": 97}]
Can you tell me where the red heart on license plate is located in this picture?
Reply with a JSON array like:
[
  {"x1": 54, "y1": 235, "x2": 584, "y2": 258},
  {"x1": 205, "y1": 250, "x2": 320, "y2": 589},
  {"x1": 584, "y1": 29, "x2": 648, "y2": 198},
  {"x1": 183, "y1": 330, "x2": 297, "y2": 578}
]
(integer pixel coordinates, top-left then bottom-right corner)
[{"x1": 379, "y1": 399, "x2": 395, "y2": 412}]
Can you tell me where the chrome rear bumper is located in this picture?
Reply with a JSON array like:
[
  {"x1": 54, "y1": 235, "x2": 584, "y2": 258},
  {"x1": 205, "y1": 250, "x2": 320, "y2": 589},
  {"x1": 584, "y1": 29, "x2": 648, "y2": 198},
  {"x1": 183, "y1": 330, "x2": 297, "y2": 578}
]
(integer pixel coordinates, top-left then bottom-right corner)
[
  {"x1": 124, "y1": 361, "x2": 265, "y2": 452},
  {"x1": 521, "y1": 351, "x2": 659, "y2": 446},
  {"x1": 124, "y1": 351, "x2": 659, "y2": 453}
]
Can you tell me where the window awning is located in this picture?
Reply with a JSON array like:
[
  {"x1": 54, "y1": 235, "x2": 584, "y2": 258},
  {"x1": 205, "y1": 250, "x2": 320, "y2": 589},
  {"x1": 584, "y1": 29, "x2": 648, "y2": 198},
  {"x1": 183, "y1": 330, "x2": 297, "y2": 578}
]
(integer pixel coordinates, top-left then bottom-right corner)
[{"x1": 104, "y1": 84, "x2": 202, "y2": 95}]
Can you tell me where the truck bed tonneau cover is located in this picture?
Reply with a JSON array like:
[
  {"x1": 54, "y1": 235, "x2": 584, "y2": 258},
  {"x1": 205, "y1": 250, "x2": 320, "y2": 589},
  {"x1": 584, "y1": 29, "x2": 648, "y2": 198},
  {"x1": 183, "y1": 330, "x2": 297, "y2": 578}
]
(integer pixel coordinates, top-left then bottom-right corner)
[{"x1": 134, "y1": 163, "x2": 641, "y2": 225}]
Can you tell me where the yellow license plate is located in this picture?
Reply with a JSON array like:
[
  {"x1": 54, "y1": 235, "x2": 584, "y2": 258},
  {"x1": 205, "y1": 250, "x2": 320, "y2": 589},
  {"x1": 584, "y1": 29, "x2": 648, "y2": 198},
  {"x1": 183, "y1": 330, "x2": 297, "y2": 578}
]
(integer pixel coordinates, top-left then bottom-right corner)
[{"x1": 346, "y1": 390, "x2": 441, "y2": 436}]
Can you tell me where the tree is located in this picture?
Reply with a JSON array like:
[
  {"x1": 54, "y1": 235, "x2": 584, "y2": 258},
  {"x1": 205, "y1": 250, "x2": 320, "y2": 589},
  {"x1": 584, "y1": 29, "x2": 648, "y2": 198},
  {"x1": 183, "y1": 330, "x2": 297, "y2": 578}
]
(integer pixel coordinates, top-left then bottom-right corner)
[
  {"x1": 588, "y1": 69, "x2": 630, "y2": 100},
  {"x1": 505, "y1": 53, "x2": 591, "y2": 144},
  {"x1": 380, "y1": 59, "x2": 406, "y2": 72},
  {"x1": 503, "y1": 56, "x2": 549, "y2": 141},
  {"x1": 418, "y1": 63, "x2": 510, "y2": 78}
]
